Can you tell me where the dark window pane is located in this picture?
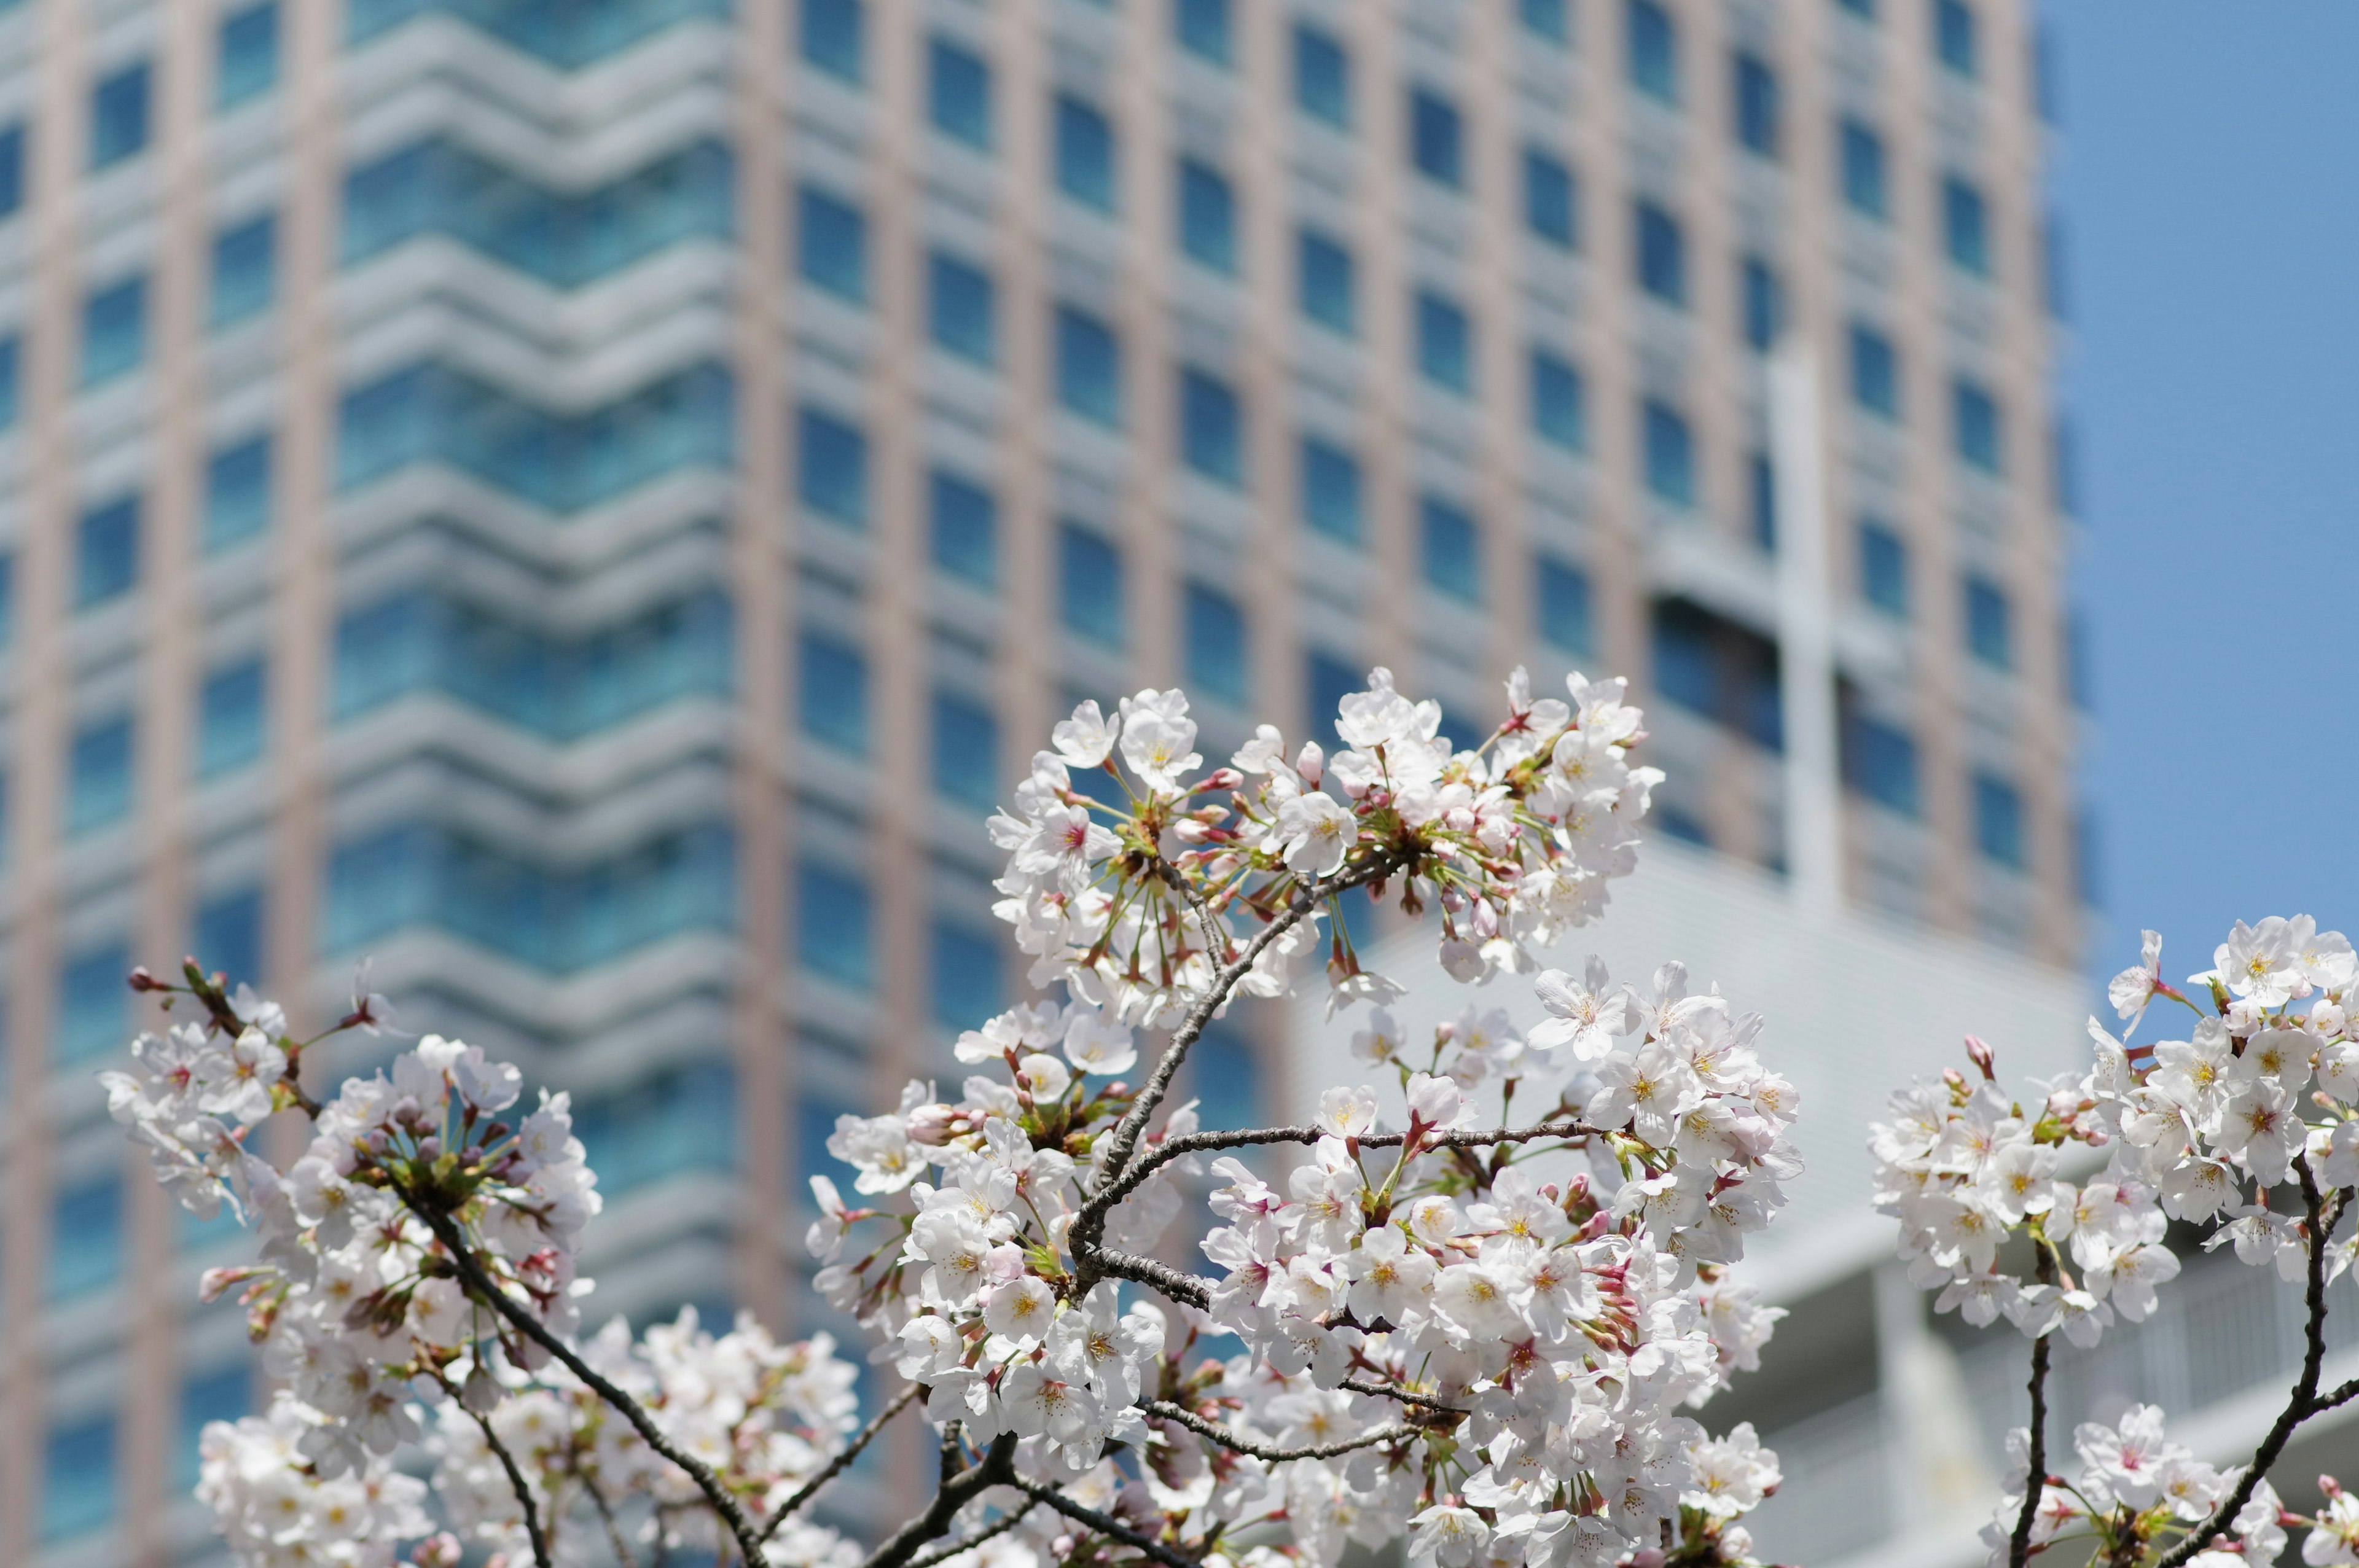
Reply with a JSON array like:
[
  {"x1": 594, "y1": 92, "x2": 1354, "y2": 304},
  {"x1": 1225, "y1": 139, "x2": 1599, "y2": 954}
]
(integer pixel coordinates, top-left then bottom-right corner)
[
  {"x1": 1974, "y1": 772, "x2": 2024, "y2": 867},
  {"x1": 1179, "y1": 368, "x2": 1243, "y2": 483},
  {"x1": 198, "y1": 660, "x2": 268, "y2": 778},
  {"x1": 928, "y1": 250, "x2": 996, "y2": 364},
  {"x1": 1944, "y1": 174, "x2": 1990, "y2": 276},
  {"x1": 1301, "y1": 438, "x2": 1361, "y2": 545},
  {"x1": 1058, "y1": 524, "x2": 1124, "y2": 646},
  {"x1": 799, "y1": 632, "x2": 869, "y2": 753},
  {"x1": 1294, "y1": 23, "x2": 1350, "y2": 125},
  {"x1": 929, "y1": 469, "x2": 996, "y2": 586},
  {"x1": 1420, "y1": 497, "x2": 1482, "y2": 603},
  {"x1": 1848, "y1": 323, "x2": 1899, "y2": 418},
  {"x1": 1844, "y1": 711, "x2": 1920, "y2": 816},
  {"x1": 802, "y1": 0, "x2": 863, "y2": 80},
  {"x1": 931, "y1": 692, "x2": 1000, "y2": 811},
  {"x1": 217, "y1": 4, "x2": 280, "y2": 107},
  {"x1": 1537, "y1": 555, "x2": 1592, "y2": 653},
  {"x1": 1055, "y1": 96, "x2": 1116, "y2": 211},
  {"x1": 1523, "y1": 147, "x2": 1578, "y2": 248},
  {"x1": 1635, "y1": 200, "x2": 1685, "y2": 306},
  {"x1": 1627, "y1": 0, "x2": 1677, "y2": 102},
  {"x1": 1179, "y1": 158, "x2": 1236, "y2": 273},
  {"x1": 92, "y1": 63, "x2": 151, "y2": 168},
  {"x1": 205, "y1": 435, "x2": 273, "y2": 550},
  {"x1": 1841, "y1": 118, "x2": 1888, "y2": 219},
  {"x1": 210, "y1": 213, "x2": 276, "y2": 327},
  {"x1": 797, "y1": 185, "x2": 867, "y2": 301},
  {"x1": 1937, "y1": 0, "x2": 1978, "y2": 76},
  {"x1": 1176, "y1": 0, "x2": 1232, "y2": 64},
  {"x1": 82, "y1": 274, "x2": 148, "y2": 386},
  {"x1": 1642, "y1": 400, "x2": 1694, "y2": 506},
  {"x1": 1298, "y1": 228, "x2": 1355, "y2": 333},
  {"x1": 1742, "y1": 255, "x2": 1782, "y2": 351},
  {"x1": 1530, "y1": 348, "x2": 1586, "y2": 452},
  {"x1": 1734, "y1": 50, "x2": 1780, "y2": 157},
  {"x1": 1055, "y1": 306, "x2": 1122, "y2": 425},
  {"x1": 1954, "y1": 378, "x2": 2003, "y2": 472},
  {"x1": 797, "y1": 407, "x2": 867, "y2": 526},
  {"x1": 76, "y1": 495, "x2": 141, "y2": 607},
  {"x1": 1416, "y1": 290, "x2": 1472, "y2": 392},
  {"x1": 1409, "y1": 88, "x2": 1462, "y2": 186},
  {"x1": 928, "y1": 37, "x2": 992, "y2": 149},
  {"x1": 1859, "y1": 519, "x2": 1909, "y2": 615},
  {"x1": 1183, "y1": 581, "x2": 1248, "y2": 704},
  {"x1": 1965, "y1": 574, "x2": 2011, "y2": 668},
  {"x1": 194, "y1": 887, "x2": 265, "y2": 991},
  {"x1": 799, "y1": 862, "x2": 874, "y2": 989}
]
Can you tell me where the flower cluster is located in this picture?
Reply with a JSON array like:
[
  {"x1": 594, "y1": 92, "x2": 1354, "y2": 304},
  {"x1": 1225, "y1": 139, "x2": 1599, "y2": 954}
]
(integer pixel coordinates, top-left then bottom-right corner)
[
  {"x1": 1985, "y1": 1405, "x2": 2286, "y2": 1568},
  {"x1": 195, "y1": 1395, "x2": 447, "y2": 1568}
]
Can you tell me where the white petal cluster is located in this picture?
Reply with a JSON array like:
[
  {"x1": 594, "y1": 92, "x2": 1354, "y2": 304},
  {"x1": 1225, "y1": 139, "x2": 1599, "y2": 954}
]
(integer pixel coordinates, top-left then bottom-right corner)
[
  {"x1": 101, "y1": 987, "x2": 289, "y2": 1218},
  {"x1": 195, "y1": 1392, "x2": 444, "y2": 1568},
  {"x1": 1983, "y1": 1406, "x2": 2279, "y2": 1568}
]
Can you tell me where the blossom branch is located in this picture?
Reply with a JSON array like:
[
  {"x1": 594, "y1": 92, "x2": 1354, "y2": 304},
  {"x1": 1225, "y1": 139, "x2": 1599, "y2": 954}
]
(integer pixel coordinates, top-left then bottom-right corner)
[
  {"x1": 582, "y1": 1470, "x2": 641, "y2": 1568},
  {"x1": 905, "y1": 1502, "x2": 1039, "y2": 1568},
  {"x1": 1007, "y1": 1477, "x2": 1201, "y2": 1568},
  {"x1": 1079, "y1": 1246, "x2": 1213, "y2": 1311},
  {"x1": 861, "y1": 1433, "x2": 1018, "y2": 1568},
  {"x1": 461, "y1": 1395, "x2": 554, "y2": 1568},
  {"x1": 1143, "y1": 1398, "x2": 1413, "y2": 1461},
  {"x1": 2008, "y1": 1332, "x2": 2051, "y2": 1568},
  {"x1": 1337, "y1": 1376, "x2": 1467, "y2": 1414},
  {"x1": 756, "y1": 1382, "x2": 921, "y2": 1545}
]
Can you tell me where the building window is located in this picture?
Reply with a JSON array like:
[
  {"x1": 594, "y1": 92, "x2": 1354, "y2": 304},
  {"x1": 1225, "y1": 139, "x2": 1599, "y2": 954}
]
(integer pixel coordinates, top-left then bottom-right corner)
[
  {"x1": 1521, "y1": 0, "x2": 1571, "y2": 43},
  {"x1": 178, "y1": 1365, "x2": 251, "y2": 1488},
  {"x1": 81, "y1": 273, "x2": 148, "y2": 386},
  {"x1": 1844, "y1": 711, "x2": 1920, "y2": 816},
  {"x1": 797, "y1": 185, "x2": 867, "y2": 302},
  {"x1": 928, "y1": 251, "x2": 996, "y2": 365},
  {"x1": 798, "y1": 631, "x2": 869, "y2": 754},
  {"x1": 1522, "y1": 147, "x2": 1578, "y2": 248},
  {"x1": 198, "y1": 659, "x2": 268, "y2": 779},
  {"x1": 1849, "y1": 323, "x2": 1900, "y2": 419},
  {"x1": 1841, "y1": 118, "x2": 1888, "y2": 219},
  {"x1": 1748, "y1": 452, "x2": 1777, "y2": 550},
  {"x1": 1964, "y1": 573, "x2": 2011, "y2": 668},
  {"x1": 797, "y1": 408, "x2": 867, "y2": 527},
  {"x1": 1642, "y1": 400, "x2": 1694, "y2": 507},
  {"x1": 1058, "y1": 524, "x2": 1124, "y2": 646},
  {"x1": 1841, "y1": 0, "x2": 1877, "y2": 17},
  {"x1": 68, "y1": 714, "x2": 135, "y2": 834},
  {"x1": 1183, "y1": 582, "x2": 1248, "y2": 704},
  {"x1": 91, "y1": 61, "x2": 151, "y2": 168},
  {"x1": 205, "y1": 435, "x2": 273, "y2": 551},
  {"x1": 1415, "y1": 289, "x2": 1472, "y2": 392},
  {"x1": 802, "y1": 0, "x2": 863, "y2": 80},
  {"x1": 76, "y1": 494, "x2": 141, "y2": 607},
  {"x1": 1974, "y1": 771, "x2": 2024, "y2": 867},
  {"x1": 1937, "y1": 0, "x2": 1978, "y2": 76},
  {"x1": 0, "y1": 334, "x2": 18, "y2": 430},
  {"x1": 1179, "y1": 368, "x2": 1243, "y2": 484},
  {"x1": 1530, "y1": 348, "x2": 1586, "y2": 453},
  {"x1": 1409, "y1": 88, "x2": 1463, "y2": 187},
  {"x1": 0, "y1": 550, "x2": 15, "y2": 647},
  {"x1": 931, "y1": 915, "x2": 1003, "y2": 1031},
  {"x1": 1944, "y1": 174, "x2": 1990, "y2": 276},
  {"x1": 1178, "y1": 158, "x2": 1237, "y2": 274},
  {"x1": 1652, "y1": 599, "x2": 1783, "y2": 751},
  {"x1": 932, "y1": 692, "x2": 1000, "y2": 812},
  {"x1": 1055, "y1": 305, "x2": 1121, "y2": 426},
  {"x1": 1954, "y1": 377, "x2": 2004, "y2": 472},
  {"x1": 1301, "y1": 437, "x2": 1361, "y2": 545},
  {"x1": 194, "y1": 887, "x2": 264, "y2": 991},
  {"x1": 1297, "y1": 228, "x2": 1355, "y2": 334},
  {"x1": 42, "y1": 1416, "x2": 116, "y2": 1542},
  {"x1": 210, "y1": 213, "x2": 276, "y2": 328},
  {"x1": 1055, "y1": 95, "x2": 1116, "y2": 211},
  {"x1": 1741, "y1": 255, "x2": 1782, "y2": 351},
  {"x1": 1635, "y1": 200, "x2": 1686, "y2": 306},
  {"x1": 58, "y1": 940, "x2": 130, "y2": 1060},
  {"x1": 217, "y1": 4, "x2": 279, "y2": 107},
  {"x1": 929, "y1": 469, "x2": 996, "y2": 587},
  {"x1": 1420, "y1": 497, "x2": 1482, "y2": 603},
  {"x1": 1859, "y1": 519, "x2": 1909, "y2": 615},
  {"x1": 1176, "y1": 0, "x2": 1232, "y2": 65},
  {"x1": 1537, "y1": 555, "x2": 1592, "y2": 653},
  {"x1": 928, "y1": 36, "x2": 992, "y2": 149},
  {"x1": 1627, "y1": 0, "x2": 1678, "y2": 103},
  {"x1": 49, "y1": 1176, "x2": 123, "y2": 1298},
  {"x1": 1293, "y1": 22, "x2": 1350, "y2": 127},
  {"x1": 798, "y1": 862, "x2": 874, "y2": 989},
  {"x1": 0, "y1": 122, "x2": 25, "y2": 218},
  {"x1": 1733, "y1": 50, "x2": 1780, "y2": 157}
]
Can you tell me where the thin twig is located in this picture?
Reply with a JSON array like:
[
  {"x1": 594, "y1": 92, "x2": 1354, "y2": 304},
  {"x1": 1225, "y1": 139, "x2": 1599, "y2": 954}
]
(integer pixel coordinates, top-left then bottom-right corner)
[
  {"x1": 461, "y1": 1394, "x2": 555, "y2": 1568},
  {"x1": 906, "y1": 1502, "x2": 1040, "y2": 1568},
  {"x1": 2008, "y1": 1331, "x2": 2051, "y2": 1568},
  {"x1": 861, "y1": 1433, "x2": 1019, "y2": 1568},
  {"x1": 1009, "y1": 1478, "x2": 1200, "y2": 1568},
  {"x1": 757, "y1": 1383, "x2": 920, "y2": 1544},
  {"x1": 584, "y1": 1470, "x2": 641, "y2": 1568},
  {"x1": 1337, "y1": 1376, "x2": 1465, "y2": 1414},
  {"x1": 1144, "y1": 1400, "x2": 1414, "y2": 1462}
]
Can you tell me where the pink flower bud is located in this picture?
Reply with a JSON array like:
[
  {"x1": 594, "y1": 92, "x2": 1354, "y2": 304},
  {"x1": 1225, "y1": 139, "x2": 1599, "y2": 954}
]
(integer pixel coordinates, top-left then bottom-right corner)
[
  {"x1": 1296, "y1": 743, "x2": 1325, "y2": 785},
  {"x1": 907, "y1": 1104, "x2": 960, "y2": 1145}
]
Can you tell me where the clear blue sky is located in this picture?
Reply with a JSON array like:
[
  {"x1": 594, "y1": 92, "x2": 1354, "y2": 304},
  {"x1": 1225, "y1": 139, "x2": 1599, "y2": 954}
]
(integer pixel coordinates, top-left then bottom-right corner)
[{"x1": 2051, "y1": 7, "x2": 2359, "y2": 985}]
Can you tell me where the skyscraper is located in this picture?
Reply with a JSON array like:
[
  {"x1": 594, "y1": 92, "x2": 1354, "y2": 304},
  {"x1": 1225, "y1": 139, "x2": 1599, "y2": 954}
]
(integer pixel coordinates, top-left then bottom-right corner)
[{"x1": 0, "y1": 0, "x2": 2089, "y2": 1557}]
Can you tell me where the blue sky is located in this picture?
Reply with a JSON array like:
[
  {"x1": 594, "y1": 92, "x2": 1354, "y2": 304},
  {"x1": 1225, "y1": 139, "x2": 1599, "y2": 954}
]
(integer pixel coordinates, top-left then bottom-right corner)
[{"x1": 2049, "y1": 7, "x2": 2359, "y2": 985}]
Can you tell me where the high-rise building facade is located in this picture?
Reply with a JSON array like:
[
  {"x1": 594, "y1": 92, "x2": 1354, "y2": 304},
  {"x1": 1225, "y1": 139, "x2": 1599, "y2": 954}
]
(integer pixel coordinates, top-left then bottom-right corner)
[{"x1": 0, "y1": 0, "x2": 2087, "y2": 1559}]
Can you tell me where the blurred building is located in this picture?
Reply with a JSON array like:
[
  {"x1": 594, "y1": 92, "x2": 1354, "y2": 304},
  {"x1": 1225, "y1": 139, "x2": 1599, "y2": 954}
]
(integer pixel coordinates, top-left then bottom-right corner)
[{"x1": 0, "y1": 0, "x2": 2107, "y2": 1562}]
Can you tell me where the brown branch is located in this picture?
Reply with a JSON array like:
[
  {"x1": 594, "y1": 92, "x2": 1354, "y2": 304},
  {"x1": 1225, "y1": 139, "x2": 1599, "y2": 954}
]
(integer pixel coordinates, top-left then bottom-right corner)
[
  {"x1": 1337, "y1": 1376, "x2": 1465, "y2": 1414},
  {"x1": 906, "y1": 1502, "x2": 1039, "y2": 1568},
  {"x1": 1144, "y1": 1400, "x2": 1413, "y2": 1462},
  {"x1": 583, "y1": 1469, "x2": 641, "y2": 1568},
  {"x1": 1084, "y1": 1247, "x2": 1213, "y2": 1311},
  {"x1": 861, "y1": 1433, "x2": 1019, "y2": 1568},
  {"x1": 757, "y1": 1383, "x2": 920, "y2": 1544},
  {"x1": 1008, "y1": 1478, "x2": 1200, "y2": 1568},
  {"x1": 461, "y1": 1392, "x2": 555, "y2": 1568},
  {"x1": 2008, "y1": 1331, "x2": 2051, "y2": 1568}
]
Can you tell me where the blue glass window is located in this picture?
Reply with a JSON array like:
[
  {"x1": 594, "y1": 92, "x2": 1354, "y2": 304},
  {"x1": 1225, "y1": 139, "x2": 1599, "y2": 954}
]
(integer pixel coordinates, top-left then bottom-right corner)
[
  {"x1": 1965, "y1": 574, "x2": 2011, "y2": 668},
  {"x1": 198, "y1": 660, "x2": 267, "y2": 778},
  {"x1": 930, "y1": 469, "x2": 996, "y2": 586},
  {"x1": 1176, "y1": 0, "x2": 1232, "y2": 66},
  {"x1": 1944, "y1": 174, "x2": 1990, "y2": 275},
  {"x1": 1184, "y1": 582, "x2": 1248, "y2": 704},
  {"x1": 1635, "y1": 200, "x2": 1685, "y2": 305},
  {"x1": 798, "y1": 407, "x2": 867, "y2": 527},
  {"x1": 81, "y1": 274, "x2": 147, "y2": 386},
  {"x1": 797, "y1": 185, "x2": 866, "y2": 302},
  {"x1": 1538, "y1": 555, "x2": 1592, "y2": 653},
  {"x1": 1653, "y1": 601, "x2": 1782, "y2": 751},
  {"x1": 1859, "y1": 518, "x2": 1908, "y2": 615},
  {"x1": 1845, "y1": 712, "x2": 1920, "y2": 816},
  {"x1": 1974, "y1": 771, "x2": 2024, "y2": 867},
  {"x1": 1307, "y1": 650, "x2": 1361, "y2": 750},
  {"x1": 76, "y1": 494, "x2": 140, "y2": 607},
  {"x1": 573, "y1": 1062, "x2": 737, "y2": 1193},
  {"x1": 928, "y1": 250, "x2": 996, "y2": 365},
  {"x1": 932, "y1": 692, "x2": 1000, "y2": 812},
  {"x1": 1301, "y1": 437, "x2": 1361, "y2": 545},
  {"x1": 1749, "y1": 452, "x2": 1777, "y2": 550},
  {"x1": 1298, "y1": 228, "x2": 1355, "y2": 333},
  {"x1": 1294, "y1": 23, "x2": 1350, "y2": 126},
  {"x1": 2053, "y1": 415, "x2": 2081, "y2": 516},
  {"x1": 799, "y1": 631, "x2": 869, "y2": 754},
  {"x1": 1734, "y1": 50, "x2": 1780, "y2": 157},
  {"x1": 68, "y1": 716, "x2": 135, "y2": 835},
  {"x1": 194, "y1": 887, "x2": 265, "y2": 992},
  {"x1": 50, "y1": 1177, "x2": 123, "y2": 1298},
  {"x1": 0, "y1": 550, "x2": 14, "y2": 647},
  {"x1": 799, "y1": 862, "x2": 874, "y2": 989},
  {"x1": 179, "y1": 1365, "x2": 251, "y2": 1488},
  {"x1": 1415, "y1": 289, "x2": 1471, "y2": 392},
  {"x1": 0, "y1": 334, "x2": 17, "y2": 429},
  {"x1": 1954, "y1": 377, "x2": 2003, "y2": 472},
  {"x1": 1055, "y1": 95, "x2": 1116, "y2": 211},
  {"x1": 217, "y1": 4, "x2": 279, "y2": 107},
  {"x1": 1938, "y1": 0, "x2": 1978, "y2": 76},
  {"x1": 1849, "y1": 322, "x2": 1899, "y2": 418},
  {"x1": 1524, "y1": 147, "x2": 1578, "y2": 248},
  {"x1": 0, "y1": 123, "x2": 23, "y2": 218},
  {"x1": 1841, "y1": 118, "x2": 1888, "y2": 219},
  {"x1": 1179, "y1": 159, "x2": 1236, "y2": 274},
  {"x1": 1627, "y1": 0, "x2": 1677, "y2": 103},
  {"x1": 91, "y1": 63, "x2": 151, "y2": 168},
  {"x1": 928, "y1": 37, "x2": 992, "y2": 149},
  {"x1": 1180, "y1": 368, "x2": 1243, "y2": 484},
  {"x1": 1531, "y1": 348, "x2": 1586, "y2": 452},
  {"x1": 1643, "y1": 400, "x2": 1694, "y2": 507},
  {"x1": 42, "y1": 1416, "x2": 116, "y2": 1542},
  {"x1": 931, "y1": 915, "x2": 1003, "y2": 1031},
  {"x1": 1182, "y1": 1023, "x2": 1259, "y2": 1135},
  {"x1": 1522, "y1": 0, "x2": 1570, "y2": 42},
  {"x1": 1409, "y1": 88, "x2": 1463, "y2": 186},
  {"x1": 211, "y1": 213, "x2": 276, "y2": 327},
  {"x1": 1841, "y1": 0, "x2": 1877, "y2": 16},
  {"x1": 205, "y1": 435, "x2": 273, "y2": 550},
  {"x1": 1058, "y1": 524, "x2": 1124, "y2": 646},
  {"x1": 58, "y1": 940, "x2": 129, "y2": 1063},
  {"x1": 1055, "y1": 306, "x2": 1121, "y2": 426},
  {"x1": 802, "y1": 0, "x2": 863, "y2": 81},
  {"x1": 1742, "y1": 255, "x2": 1782, "y2": 351},
  {"x1": 346, "y1": 0, "x2": 731, "y2": 64},
  {"x1": 1421, "y1": 497, "x2": 1481, "y2": 603}
]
